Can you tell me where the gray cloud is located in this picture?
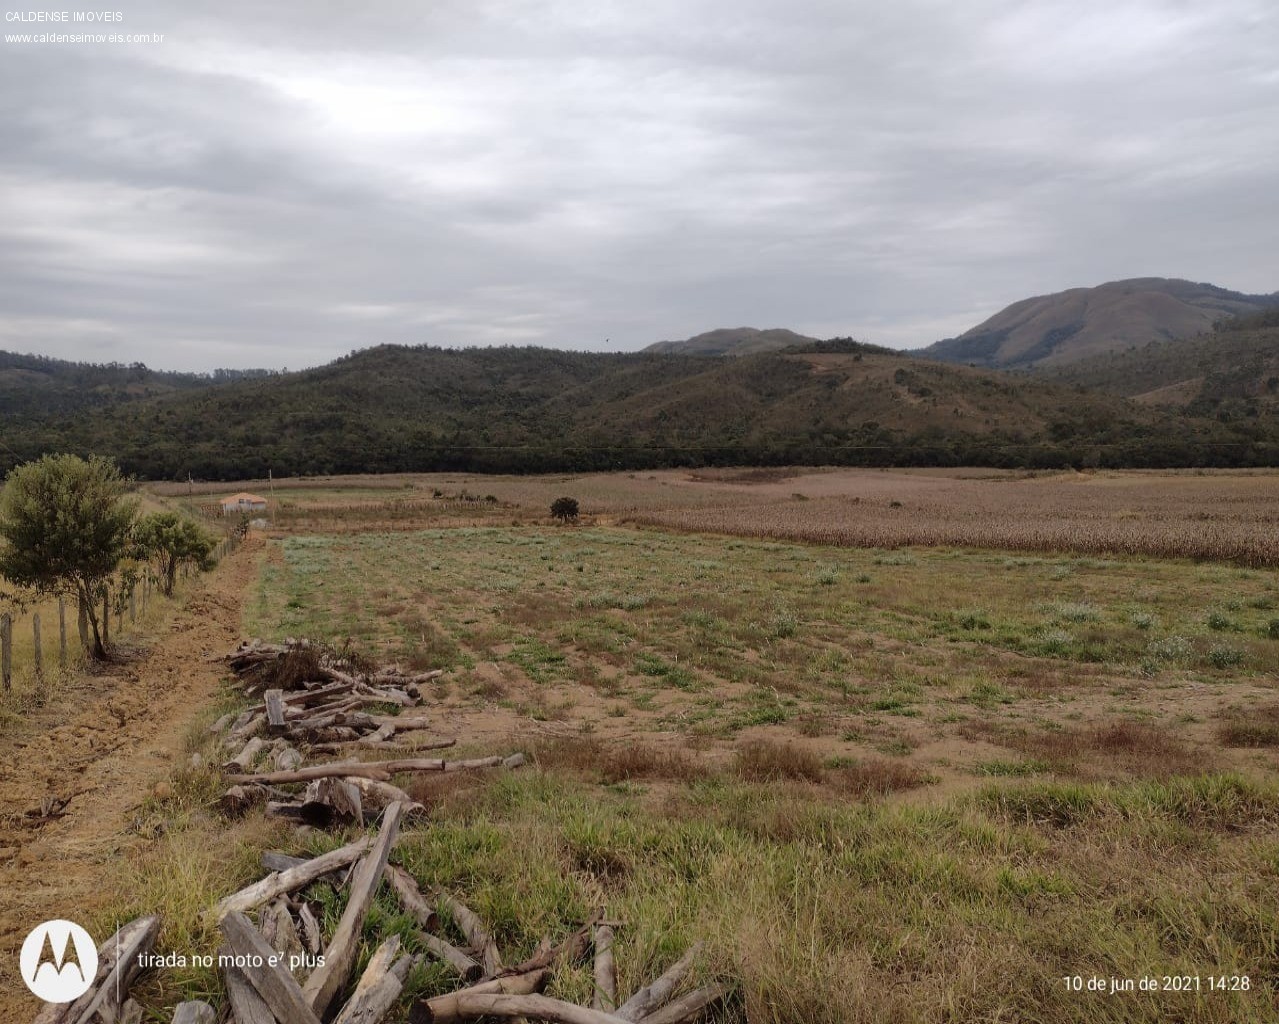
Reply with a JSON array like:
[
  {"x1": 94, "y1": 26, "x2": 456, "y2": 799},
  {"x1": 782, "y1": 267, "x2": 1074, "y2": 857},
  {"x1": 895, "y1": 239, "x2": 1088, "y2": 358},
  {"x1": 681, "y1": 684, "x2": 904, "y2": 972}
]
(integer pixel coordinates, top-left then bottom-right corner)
[{"x1": 1, "y1": 0, "x2": 1276, "y2": 370}]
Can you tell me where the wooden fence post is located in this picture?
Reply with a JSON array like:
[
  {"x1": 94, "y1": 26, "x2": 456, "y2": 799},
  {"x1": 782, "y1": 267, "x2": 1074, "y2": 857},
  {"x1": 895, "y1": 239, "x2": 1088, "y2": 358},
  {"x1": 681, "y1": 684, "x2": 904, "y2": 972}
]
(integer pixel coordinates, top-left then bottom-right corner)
[
  {"x1": 32, "y1": 613, "x2": 42, "y2": 680},
  {"x1": 1, "y1": 613, "x2": 11, "y2": 693},
  {"x1": 58, "y1": 598, "x2": 68, "y2": 669}
]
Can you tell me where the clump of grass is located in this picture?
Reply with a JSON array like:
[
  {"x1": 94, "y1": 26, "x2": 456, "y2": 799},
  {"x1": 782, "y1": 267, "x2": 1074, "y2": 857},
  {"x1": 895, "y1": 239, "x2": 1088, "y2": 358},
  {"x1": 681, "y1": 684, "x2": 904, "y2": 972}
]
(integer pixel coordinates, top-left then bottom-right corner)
[
  {"x1": 1217, "y1": 704, "x2": 1279, "y2": 747},
  {"x1": 1206, "y1": 610, "x2": 1239, "y2": 632},
  {"x1": 1130, "y1": 612, "x2": 1156, "y2": 631},
  {"x1": 1146, "y1": 634, "x2": 1192, "y2": 663},
  {"x1": 736, "y1": 739, "x2": 824, "y2": 783},
  {"x1": 1034, "y1": 629, "x2": 1073, "y2": 656},
  {"x1": 532, "y1": 736, "x2": 708, "y2": 784},
  {"x1": 981, "y1": 781, "x2": 1100, "y2": 827},
  {"x1": 974, "y1": 759, "x2": 1050, "y2": 777},
  {"x1": 1206, "y1": 643, "x2": 1245, "y2": 669},
  {"x1": 1047, "y1": 601, "x2": 1100, "y2": 623},
  {"x1": 828, "y1": 758, "x2": 931, "y2": 796}
]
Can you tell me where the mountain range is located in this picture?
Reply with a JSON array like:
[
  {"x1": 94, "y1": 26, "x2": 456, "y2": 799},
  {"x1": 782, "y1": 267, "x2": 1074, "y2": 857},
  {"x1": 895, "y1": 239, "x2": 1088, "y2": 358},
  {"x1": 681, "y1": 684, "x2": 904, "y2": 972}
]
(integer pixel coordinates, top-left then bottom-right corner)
[{"x1": 2, "y1": 278, "x2": 1278, "y2": 479}]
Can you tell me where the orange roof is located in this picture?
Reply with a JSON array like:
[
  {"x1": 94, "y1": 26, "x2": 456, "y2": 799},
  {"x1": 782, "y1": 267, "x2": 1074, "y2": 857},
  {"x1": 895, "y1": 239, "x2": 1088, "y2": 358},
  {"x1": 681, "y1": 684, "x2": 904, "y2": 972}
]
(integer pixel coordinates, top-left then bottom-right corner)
[{"x1": 221, "y1": 492, "x2": 267, "y2": 504}]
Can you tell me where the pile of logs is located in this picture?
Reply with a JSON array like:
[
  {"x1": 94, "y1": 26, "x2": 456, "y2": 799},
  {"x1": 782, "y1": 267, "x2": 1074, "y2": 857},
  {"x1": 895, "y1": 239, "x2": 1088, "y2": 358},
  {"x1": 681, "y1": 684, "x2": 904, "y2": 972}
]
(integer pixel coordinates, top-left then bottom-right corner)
[
  {"x1": 213, "y1": 639, "x2": 525, "y2": 827},
  {"x1": 210, "y1": 802, "x2": 725, "y2": 1024},
  {"x1": 31, "y1": 641, "x2": 730, "y2": 1021},
  {"x1": 39, "y1": 802, "x2": 727, "y2": 1023}
]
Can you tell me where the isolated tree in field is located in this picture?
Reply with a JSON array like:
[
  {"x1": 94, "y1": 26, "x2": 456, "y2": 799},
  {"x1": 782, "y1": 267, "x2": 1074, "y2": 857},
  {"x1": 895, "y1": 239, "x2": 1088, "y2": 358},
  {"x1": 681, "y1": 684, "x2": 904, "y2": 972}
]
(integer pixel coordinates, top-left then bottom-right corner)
[
  {"x1": 135, "y1": 511, "x2": 216, "y2": 596},
  {"x1": 550, "y1": 496, "x2": 579, "y2": 523},
  {"x1": 0, "y1": 454, "x2": 137, "y2": 659}
]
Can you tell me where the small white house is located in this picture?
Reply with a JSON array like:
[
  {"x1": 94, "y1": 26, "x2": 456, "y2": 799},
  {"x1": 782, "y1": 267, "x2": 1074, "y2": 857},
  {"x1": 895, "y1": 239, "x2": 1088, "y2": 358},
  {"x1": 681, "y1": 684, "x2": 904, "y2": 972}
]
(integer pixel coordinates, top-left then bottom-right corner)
[{"x1": 220, "y1": 492, "x2": 268, "y2": 515}]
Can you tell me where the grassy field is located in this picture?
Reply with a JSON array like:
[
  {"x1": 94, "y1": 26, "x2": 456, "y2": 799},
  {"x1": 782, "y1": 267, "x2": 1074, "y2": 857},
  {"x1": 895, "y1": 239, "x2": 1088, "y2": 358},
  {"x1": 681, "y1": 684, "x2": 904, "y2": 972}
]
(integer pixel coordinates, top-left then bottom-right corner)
[
  {"x1": 74, "y1": 469, "x2": 1278, "y2": 1019},
  {"x1": 103, "y1": 502, "x2": 1279, "y2": 1022}
]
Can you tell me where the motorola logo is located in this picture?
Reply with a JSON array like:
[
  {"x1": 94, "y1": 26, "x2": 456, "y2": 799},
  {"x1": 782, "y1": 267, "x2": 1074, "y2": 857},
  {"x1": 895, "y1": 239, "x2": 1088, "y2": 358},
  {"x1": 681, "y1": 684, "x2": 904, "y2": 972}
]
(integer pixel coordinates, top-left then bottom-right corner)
[{"x1": 20, "y1": 920, "x2": 98, "y2": 1003}]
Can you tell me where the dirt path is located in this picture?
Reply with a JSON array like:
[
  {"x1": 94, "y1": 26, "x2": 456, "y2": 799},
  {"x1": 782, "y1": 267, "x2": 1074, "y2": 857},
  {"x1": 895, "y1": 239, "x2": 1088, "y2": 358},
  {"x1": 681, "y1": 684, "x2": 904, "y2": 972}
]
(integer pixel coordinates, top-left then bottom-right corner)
[{"x1": 0, "y1": 539, "x2": 259, "y2": 1019}]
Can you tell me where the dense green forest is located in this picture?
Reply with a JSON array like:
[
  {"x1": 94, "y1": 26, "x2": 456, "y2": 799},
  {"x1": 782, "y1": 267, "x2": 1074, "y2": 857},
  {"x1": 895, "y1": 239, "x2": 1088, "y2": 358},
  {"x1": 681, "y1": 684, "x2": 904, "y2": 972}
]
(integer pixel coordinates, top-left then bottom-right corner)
[{"x1": 3, "y1": 337, "x2": 1278, "y2": 478}]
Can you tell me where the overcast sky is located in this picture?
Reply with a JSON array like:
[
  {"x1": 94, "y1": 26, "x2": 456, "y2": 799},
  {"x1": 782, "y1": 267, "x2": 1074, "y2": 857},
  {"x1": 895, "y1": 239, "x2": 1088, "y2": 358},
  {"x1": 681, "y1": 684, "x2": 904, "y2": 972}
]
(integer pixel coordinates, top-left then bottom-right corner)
[{"x1": 1, "y1": 1, "x2": 1276, "y2": 371}]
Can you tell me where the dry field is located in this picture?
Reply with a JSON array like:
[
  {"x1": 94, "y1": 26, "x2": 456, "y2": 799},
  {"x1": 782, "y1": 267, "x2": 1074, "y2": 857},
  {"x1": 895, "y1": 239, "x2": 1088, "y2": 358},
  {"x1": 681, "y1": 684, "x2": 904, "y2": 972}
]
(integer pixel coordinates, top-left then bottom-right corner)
[
  {"x1": 164, "y1": 467, "x2": 1279, "y2": 564},
  {"x1": 6, "y1": 469, "x2": 1276, "y2": 1021}
]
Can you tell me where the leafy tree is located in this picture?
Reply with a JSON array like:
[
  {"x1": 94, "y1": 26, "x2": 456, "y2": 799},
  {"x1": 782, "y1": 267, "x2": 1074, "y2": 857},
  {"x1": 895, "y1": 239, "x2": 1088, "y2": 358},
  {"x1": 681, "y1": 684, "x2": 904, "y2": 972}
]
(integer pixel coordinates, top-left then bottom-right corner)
[
  {"x1": 550, "y1": 496, "x2": 580, "y2": 523},
  {"x1": 135, "y1": 511, "x2": 216, "y2": 596},
  {"x1": 0, "y1": 454, "x2": 137, "y2": 659}
]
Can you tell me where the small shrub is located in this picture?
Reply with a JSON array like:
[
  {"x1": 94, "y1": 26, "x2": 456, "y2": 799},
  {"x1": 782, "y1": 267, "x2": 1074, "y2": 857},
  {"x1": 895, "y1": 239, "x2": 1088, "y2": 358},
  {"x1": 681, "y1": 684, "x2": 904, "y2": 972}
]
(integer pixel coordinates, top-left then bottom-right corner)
[
  {"x1": 1265, "y1": 618, "x2": 1279, "y2": 640},
  {"x1": 1147, "y1": 635, "x2": 1192, "y2": 663},
  {"x1": 1130, "y1": 612, "x2": 1156, "y2": 631},
  {"x1": 1207, "y1": 611, "x2": 1238, "y2": 632},
  {"x1": 1207, "y1": 643, "x2": 1245, "y2": 669}
]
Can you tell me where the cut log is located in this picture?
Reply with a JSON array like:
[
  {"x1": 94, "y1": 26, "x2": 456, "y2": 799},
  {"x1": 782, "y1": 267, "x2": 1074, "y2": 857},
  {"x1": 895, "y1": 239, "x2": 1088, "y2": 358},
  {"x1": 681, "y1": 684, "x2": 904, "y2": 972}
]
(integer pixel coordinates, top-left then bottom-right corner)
[
  {"x1": 171, "y1": 1002, "x2": 216, "y2": 1024},
  {"x1": 265, "y1": 898, "x2": 304, "y2": 962},
  {"x1": 302, "y1": 802, "x2": 405, "y2": 1017},
  {"x1": 349, "y1": 776, "x2": 425, "y2": 816},
  {"x1": 221, "y1": 784, "x2": 270, "y2": 816},
  {"x1": 265, "y1": 688, "x2": 287, "y2": 733},
  {"x1": 228, "y1": 754, "x2": 510, "y2": 786},
  {"x1": 614, "y1": 943, "x2": 705, "y2": 1022},
  {"x1": 213, "y1": 837, "x2": 373, "y2": 919},
  {"x1": 633, "y1": 982, "x2": 728, "y2": 1024},
  {"x1": 279, "y1": 681, "x2": 353, "y2": 705},
  {"x1": 33, "y1": 916, "x2": 161, "y2": 1024},
  {"x1": 300, "y1": 776, "x2": 364, "y2": 827},
  {"x1": 298, "y1": 902, "x2": 323, "y2": 955},
  {"x1": 263, "y1": 851, "x2": 309, "y2": 872},
  {"x1": 223, "y1": 955, "x2": 276, "y2": 1024},
  {"x1": 384, "y1": 864, "x2": 441, "y2": 932},
  {"x1": 68, "y1": 914, "x2": 161, "y2": 1024},
  {"x1": 498, "y1": 911, "x2": 601, "y2": 979},
  {"x1": 330, "y1": 936, "x2": 405, "y2": 1024},
  {"x1": 275, "y1": 746, "x2": 303, "y2": 772},
  {"x1": 409, "y1": 968, "x2": 548, "y2": 1024},
  {"x1": 593, "y1": 923, "x2": 617, "y2": 1012},
  {"x1": 266, "y1": 801, "x2": 309, "y2": 822},
  {"x1": 227, "y1": 762, "x2": 392, "y2": 785},
  {"x1": 224, "y1": 736, "x2": 268, "y2": 771},
  {"x1": 447, "y1": 994, "x2": 630, "y2": 1024},
  {"x1": 226, "y1": 711, "x2": 265, "y2": 744},
  {"x1": 209, "y1": 712, "x2": 234, "y2": 734},
  {"x1": 120, "y1": 1001, "x2": 143, "y2": 1024},
  {"x1": 503, "y1": 752, "x2": 527, "y2": 770},
  {"x1": 220, "y1": 911, "x2": 321, "y2": 1024},
  {"x1": 417, "y1": 930, "x2": 483, "y2": 982},
  {"x1": 434, "y1": 890, "x2": 502, "y2": 976}
]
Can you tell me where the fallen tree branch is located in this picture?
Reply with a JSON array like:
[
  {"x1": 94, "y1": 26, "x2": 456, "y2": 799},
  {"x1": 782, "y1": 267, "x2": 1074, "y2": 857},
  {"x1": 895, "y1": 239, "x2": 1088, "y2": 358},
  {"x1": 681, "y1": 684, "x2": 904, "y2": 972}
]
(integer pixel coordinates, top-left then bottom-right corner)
[
  {"x1": 614, "y1": 943, "x2": 704, "y2": 1022},
  {"x1": 213, "y1": 837, "x2": 372, "y2": 919},
  {"x1": 302, "y1": 802, "x2": 405, "y2": 1017}
]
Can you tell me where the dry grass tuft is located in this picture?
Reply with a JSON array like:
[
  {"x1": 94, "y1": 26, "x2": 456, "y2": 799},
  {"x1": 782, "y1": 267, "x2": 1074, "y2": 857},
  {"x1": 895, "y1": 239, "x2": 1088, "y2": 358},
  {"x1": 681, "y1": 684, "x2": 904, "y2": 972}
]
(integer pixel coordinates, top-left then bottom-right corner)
[
  {"x1": 960, "y1": 718, "x2": 1195, "y2": 778},
  {"x1": 828, "y1": 758, "x2": 931, "y2": 796},
  {"x1": 1217, "y1": 703, "x2": 1279, "y2": 748},
  {"x1": 532, "y1": 736, "x2": 709, "y2": 784},
  {"x1": 736, "y1": 739, "x2": 825, "y2": 783}
]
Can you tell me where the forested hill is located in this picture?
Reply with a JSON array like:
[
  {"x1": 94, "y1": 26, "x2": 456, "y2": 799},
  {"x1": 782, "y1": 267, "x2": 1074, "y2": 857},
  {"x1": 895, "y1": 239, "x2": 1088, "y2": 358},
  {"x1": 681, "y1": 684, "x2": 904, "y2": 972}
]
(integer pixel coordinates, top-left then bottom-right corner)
[
  {"x1": 3, "y1": 340, "x2": 1275, "y2": 478},
  {"x1": 1041, "y1": 311, "x2": 1279, "y2": 418},
  {"x1": 0, "y1": 350, "x2": 275, "y2": 419}
]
